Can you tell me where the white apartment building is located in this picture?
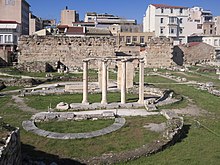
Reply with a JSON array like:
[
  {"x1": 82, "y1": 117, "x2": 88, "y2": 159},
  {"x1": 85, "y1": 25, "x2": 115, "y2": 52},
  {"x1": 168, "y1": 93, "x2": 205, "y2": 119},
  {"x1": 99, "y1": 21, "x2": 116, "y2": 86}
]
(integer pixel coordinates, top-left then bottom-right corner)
[
  {"x1": 143, "y1": 4, "x2": 203, "y2": 45},
  {"x1": 203, "y1": 36, "x2": 220, "y2": 52},
  {"x1": 203, "y1": 36, "x2": 220, "y2": 59},
  {"x1": 0, "y1": 20, "x2": 21, "y2": 50},
  {"x1": 188, "y1": 6, "x2": 213, "y2": 24}
]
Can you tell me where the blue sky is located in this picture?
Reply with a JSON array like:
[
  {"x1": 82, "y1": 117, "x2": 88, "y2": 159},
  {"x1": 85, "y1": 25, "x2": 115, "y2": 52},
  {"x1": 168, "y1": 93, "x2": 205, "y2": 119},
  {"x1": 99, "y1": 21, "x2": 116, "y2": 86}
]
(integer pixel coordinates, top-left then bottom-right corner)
[{"x1": 27, "y1": 0, "x2": 220, "y2": 24}]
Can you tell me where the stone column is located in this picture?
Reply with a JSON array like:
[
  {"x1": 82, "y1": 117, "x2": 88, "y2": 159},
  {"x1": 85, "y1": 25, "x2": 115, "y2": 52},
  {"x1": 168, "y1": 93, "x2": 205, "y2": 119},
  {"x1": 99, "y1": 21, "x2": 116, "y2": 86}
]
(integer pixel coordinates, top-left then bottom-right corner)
[
  {"x1": 101, "y1": 59, "x2": 108, "y2": 104},
  {"x1": 138, "y1": 59, "x2": 145, "y2": 104},
  {"x1": 121, "y1": 59, "x2": 127, "y2": 104},
  {"x1": 82, "y1": 60, "x2": 89, "y2": 104}
]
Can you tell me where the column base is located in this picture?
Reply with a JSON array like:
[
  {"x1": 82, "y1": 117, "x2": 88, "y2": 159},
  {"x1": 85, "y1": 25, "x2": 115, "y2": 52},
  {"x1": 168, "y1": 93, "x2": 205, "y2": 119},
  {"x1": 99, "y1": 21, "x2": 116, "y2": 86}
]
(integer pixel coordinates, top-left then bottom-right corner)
[
  {"x1": 81, "y1": 100, "x2": 89, "y2": 105},
  {"x1": 138, "y1": 99, "x2": 144, "y2": 105},
  {"x1": 101, "y1": 100, "x2": 108, "y2": 105}
]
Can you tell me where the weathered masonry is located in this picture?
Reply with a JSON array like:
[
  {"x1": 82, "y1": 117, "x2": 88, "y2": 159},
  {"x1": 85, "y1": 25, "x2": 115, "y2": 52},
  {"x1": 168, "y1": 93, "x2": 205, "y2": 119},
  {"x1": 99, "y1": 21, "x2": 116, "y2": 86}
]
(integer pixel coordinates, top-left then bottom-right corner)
[{"x1": 17, "y1": 35, "x2": 116, "y2": 72}]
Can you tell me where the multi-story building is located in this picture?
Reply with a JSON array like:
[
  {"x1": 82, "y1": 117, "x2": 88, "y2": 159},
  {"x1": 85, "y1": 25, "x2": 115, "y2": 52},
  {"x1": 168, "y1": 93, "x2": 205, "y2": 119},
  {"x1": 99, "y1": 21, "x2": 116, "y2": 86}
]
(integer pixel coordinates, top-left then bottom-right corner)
[
  {"x1": 60, "y1": 8, "x2": 79, "y2": 26},
  {"x1": 0, "y1": 20, "x2": 21, "y2": 50},
  {"x1": 84, "y1": 12, "x2": 136, "y2": 27},
  {"x1": 29, "y1": 13, "x2": 43, "y2": 35},
  {"x1": 0, "y1": 20, "x2": 21, "y2": 65},
  {"x1": 117, "y1": 32, "x2": 154, "y2": 46},
  {"x1": 42, "y1": 19, "x2": 56, "y2": 28},
  {"x1": 0, "y1": 0, "x2": 30, "y2": 35},
  {"x1": 143, "y1": 4, "x2": 191, "y2": 45},
  {"x1": 109, "y1": 24, "x2": 143, "y2": 36},
  {"x1": 188, "y1": 6, "x2": 213, "y2": 23},
  {"x1": 214, "y1": 16, "x2": 220, "y2": 35}
]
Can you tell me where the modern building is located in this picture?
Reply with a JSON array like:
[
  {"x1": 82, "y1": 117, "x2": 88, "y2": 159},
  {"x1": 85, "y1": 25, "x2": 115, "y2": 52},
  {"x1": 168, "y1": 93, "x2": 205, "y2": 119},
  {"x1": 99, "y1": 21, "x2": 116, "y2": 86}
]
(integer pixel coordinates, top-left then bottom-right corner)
[
  {"x1": 109, "y1": 24, "x2": 143, "y2": 36},
  {"x1": 117, "y1": 32, "x2": 154, "y2": 46},
  {"x1": 0, "y1": 0, "x2": 30, "y2": 35},
  {"x1": 188, "y1": 6, "x2": 213, "y2": 24},
  {"x1": 0, "y1": 20, "x2": 21, "y2": 50},
  {"x1": 84, "y1": 12, "x2": 136, "y2": 27},
  {"x1": 60, "y1": 8, "x2": 79, "y2": 26},
  {"x1": 42, "y1": 19, "x2": 56, "y2": 28},
  {"x1": 0, "y1": 20, "x2": 21, "y2": 65},
  {"x1": 214, "y1": 16, "x2": 220, "y2": 35},
  {"x1": 143, "y1": 4, "x2": 190, "y2": 45},
  {"x1": 29, "y1": 13, "x2": 42, "y2": 35}
]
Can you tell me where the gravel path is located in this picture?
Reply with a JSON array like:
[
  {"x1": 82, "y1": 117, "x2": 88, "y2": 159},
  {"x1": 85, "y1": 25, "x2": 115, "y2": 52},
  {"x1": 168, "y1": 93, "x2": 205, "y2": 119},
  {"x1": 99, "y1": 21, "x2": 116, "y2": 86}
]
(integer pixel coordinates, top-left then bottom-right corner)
[{"x1": 12, "y1": 95, "x2": 38, "y2": 113}]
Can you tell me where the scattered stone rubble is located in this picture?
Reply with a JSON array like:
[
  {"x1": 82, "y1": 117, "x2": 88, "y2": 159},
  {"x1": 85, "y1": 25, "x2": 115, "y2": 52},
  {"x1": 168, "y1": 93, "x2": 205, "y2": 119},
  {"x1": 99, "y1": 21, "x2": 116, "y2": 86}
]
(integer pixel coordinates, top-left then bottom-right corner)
[{"x1": 197, "y1": 82, "x2": 220, "y2": 97}]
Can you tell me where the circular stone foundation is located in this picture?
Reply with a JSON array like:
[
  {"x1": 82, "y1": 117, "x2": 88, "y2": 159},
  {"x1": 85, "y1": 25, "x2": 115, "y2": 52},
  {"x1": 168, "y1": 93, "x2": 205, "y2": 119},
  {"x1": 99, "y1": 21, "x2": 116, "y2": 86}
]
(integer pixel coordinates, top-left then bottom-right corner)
[{"x1": 22, "y1": 117, "x2": 126, "y2": 140}]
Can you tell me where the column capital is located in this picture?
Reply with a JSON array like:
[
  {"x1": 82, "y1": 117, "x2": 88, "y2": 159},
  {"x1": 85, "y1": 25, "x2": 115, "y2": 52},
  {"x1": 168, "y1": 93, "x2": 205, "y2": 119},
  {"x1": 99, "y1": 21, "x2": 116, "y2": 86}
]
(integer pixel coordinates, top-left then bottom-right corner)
[
  {"x1": 101, "y1": 58, "x2": 108, "y2": 63},
  {"x1": 121, "y1": 59, "x2": 128, "y2": 62},
  {"x1": 139, "y1": 59, "x2": 145, "y2": 63},
  {"x1": 82, "y1": 59, "x2": 90, "y2": 63}
]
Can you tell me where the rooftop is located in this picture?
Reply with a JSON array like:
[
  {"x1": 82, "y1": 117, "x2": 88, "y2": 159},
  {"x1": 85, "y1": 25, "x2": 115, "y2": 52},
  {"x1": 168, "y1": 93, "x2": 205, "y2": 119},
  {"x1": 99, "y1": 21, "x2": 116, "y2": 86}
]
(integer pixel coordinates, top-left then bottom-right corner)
[
  {"x1": 0, "y1": 20, "x2": 20, "y2": 24},
  {"x1": 151, "y1": 4, "x2": 188, "y2": 9}
]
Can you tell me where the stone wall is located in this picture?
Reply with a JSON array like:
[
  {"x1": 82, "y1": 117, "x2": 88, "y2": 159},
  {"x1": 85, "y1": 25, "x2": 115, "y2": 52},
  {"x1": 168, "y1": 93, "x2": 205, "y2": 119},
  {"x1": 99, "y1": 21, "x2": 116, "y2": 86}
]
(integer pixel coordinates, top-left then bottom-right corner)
[
  {"x1": 0, "y1": 128, "x2": 22, "y2": 165},
  {"x1": 172, "y1": 42, "x2": 215, "y2": 65},
  {"x1": 0, "y1": 50, "x2": 10, "y2": 67},
  {"x1": 18, "y1": 35, "x2": 116, "y2": 72},
  {"x1": 0, "y1": 81, "x2": 5, "y2": 90},
  {"x1": 2, "y1": 78, "x2": 41, "y2": 87},
  {"x1": 144, "y1": 37, "x2": 173, "y2": 68}
]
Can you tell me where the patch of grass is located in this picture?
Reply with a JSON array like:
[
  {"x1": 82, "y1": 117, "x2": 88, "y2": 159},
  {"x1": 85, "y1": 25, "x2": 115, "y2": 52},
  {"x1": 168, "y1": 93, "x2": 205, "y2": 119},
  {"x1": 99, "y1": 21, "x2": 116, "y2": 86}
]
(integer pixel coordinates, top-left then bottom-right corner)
[
  {"x1": 25, "y1": 92, "x2": 139, "y2": 110},
  {"x1": 123, "y1": 116, "x2": 220, "y2": 165},
  {"x1": 144, "y1": 75, "x2": 176, "y2": 84},
  {"x1": 21, "y1": 116, "x2": 165, "y2": 160},
  {"x1": 0, "y1": 86, "x2": 22, "y2": 92},
  {"x1": 36, "y1": 119, "x2": 115, "y2": 133}
]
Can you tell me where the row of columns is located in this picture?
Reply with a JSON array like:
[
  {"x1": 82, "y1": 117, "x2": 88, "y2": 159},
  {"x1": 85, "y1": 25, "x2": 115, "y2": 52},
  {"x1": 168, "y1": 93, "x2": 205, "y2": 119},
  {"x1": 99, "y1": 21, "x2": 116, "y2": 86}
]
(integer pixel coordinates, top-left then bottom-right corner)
[{"x1": 82, "y1": 59, "x2": 145, "y2": 105}]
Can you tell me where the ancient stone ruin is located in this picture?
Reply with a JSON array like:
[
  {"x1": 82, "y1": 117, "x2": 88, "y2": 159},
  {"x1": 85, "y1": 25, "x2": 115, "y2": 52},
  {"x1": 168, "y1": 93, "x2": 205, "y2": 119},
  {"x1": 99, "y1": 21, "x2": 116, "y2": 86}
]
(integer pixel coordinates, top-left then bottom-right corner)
[{"x1": 17, "y1": 35, "x2": 116, "y2": 72}]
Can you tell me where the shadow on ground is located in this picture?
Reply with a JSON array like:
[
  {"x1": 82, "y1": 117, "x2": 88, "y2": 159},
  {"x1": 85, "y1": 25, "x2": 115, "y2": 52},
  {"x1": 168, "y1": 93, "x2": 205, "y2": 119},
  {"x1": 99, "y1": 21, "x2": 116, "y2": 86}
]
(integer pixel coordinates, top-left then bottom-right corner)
[{"x1": 22, "y1": 143, "x2": 86, "y2": 165}]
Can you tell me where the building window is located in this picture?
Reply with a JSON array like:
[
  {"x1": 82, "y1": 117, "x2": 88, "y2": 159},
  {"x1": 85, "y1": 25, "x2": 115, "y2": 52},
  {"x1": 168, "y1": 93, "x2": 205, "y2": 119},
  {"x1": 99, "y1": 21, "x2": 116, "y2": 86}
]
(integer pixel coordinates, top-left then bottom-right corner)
[
  {"x1": 204, "y1": 30, "x2": 206, "y2": 34},
  {"x1": 169, "y1": 17, "x2": 176, "y2": 24},
  {"x1": 169, "y1": 28, "x2": 175, "y2": 34},
  {"x1": 4, "y1": 35, "x2": 7, "y2": 43},
  {"x1": 179, "y1": 18, "x2": 183, "y2": 24},
  {"x1": 0, "y1": 35, "x2": 3, "y2": 43},
  {"x1": 160, "y1": 18, "x2": 164, "y2": 24},
  {"x1": 160, "y1": 28, "x2": 164, "y2": 34},
  {"x1": 126, "y1": 36, "x2": 131, "y2": 44},
  {"x1": 132, "y1": 36, "x2": 137, "y2": 42},
  {"x1": 214, "y1": 39, "x2": 218, "y2": 46},
  {"x1": 197, "y1": 24, "x2": 202, "y2": 29},
  {"x1": 171, "y1": 9, "x2": 173, "y2": 13},
  {"x1": 140, "y1": 36, "x2": 145, "y2": 44},
  {"x1": 210, "y1": 24, "x2": 213, "y2": 28},
  {"x1": 119, "y1": 36, "x2": 124, "y2": 42},
  {"x1": 210, "y1": 30, "x2": 213, "y2": 34},
  {"x1": 8, "y1": 35, "x2": 12, "y2": 42},
  {"x1": 180, "y1": 8, "x2": 183, "y2": 13},
  {"x1": 219, "y1": 39, "x2": 220, "y2": 46},
  {"x1": 13, "y1": 36, "x2": 17, "y2": 43},
  {"x1": 161, "y1": 8, "x2": 164, "y2": 13},
  {"x1": 180, "y1": 28, "x2": 183, "y2": 34}
]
